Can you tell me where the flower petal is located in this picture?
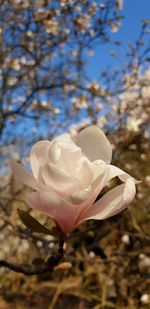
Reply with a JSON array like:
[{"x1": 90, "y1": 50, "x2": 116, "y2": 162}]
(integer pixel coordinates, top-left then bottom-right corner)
[
  {"x1": 49, "y1": 134, "x2": 82, "y2": 175},
  {"x1": 8, "y1": 161, "x2": 39, "y2": 190},
  {"x1": 54, "y1": 133, "x2": 78, "y2": 148},
  {"x1": 79, "y1": 177, "x2": 136, "y2": 222},
  {"x1": 41, "y1": 163, "x2": 80, "y2": 196},
  {"x1": 107, "y1": 165, "x2": 140, "y2": 183},
  {"x1": 26, "y1": 190, "x2": 81, "y2": 233},
  {"x1": 75, "y1": 157, "x2": 94, "y2": 189},
  {"x1": 30, "y1": 140, "x2": 51, "y2": 179},
  {"x1": 91, "y1": 160, "x2": 106, "y2": 181},
  {"x1": 72, "y1": 169, "x2": 108, "y2": 222},
  {"x1": 76, "y1": 126, "x2": 112, "y2": 163},
  {"x1": 49, "y1": 133, "x2": 80, "y2": 164}
]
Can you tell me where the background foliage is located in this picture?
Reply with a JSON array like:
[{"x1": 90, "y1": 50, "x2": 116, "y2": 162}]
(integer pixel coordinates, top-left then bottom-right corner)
[{"x1": 0, "y1": 0, "x2": 150, "y2": 308}]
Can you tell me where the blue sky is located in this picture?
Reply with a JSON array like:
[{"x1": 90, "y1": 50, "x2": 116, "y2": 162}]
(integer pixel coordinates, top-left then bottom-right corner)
[{"x1": 87, "y1": 0, "x2": 150, "y2": 78}]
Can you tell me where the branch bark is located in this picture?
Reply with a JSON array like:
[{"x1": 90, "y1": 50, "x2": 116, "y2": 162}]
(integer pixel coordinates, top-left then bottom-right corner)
[{"x1": 0, "y1": 238, "x2": 64, "y2": 276}]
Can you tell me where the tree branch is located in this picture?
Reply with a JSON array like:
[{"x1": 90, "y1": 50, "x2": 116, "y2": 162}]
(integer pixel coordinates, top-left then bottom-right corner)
[{"x1": 0, "y1": 238, "x2": 64, "y2": 276}]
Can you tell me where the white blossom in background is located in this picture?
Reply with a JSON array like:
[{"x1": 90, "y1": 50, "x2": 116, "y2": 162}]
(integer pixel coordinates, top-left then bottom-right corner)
[
  {"x1": 139, "y1": 253, "x2": 150, "y2": 269},
  {"x1": 97, "y1": 116, "x2": 108, "y2": 128},
  {"x1": 140, "y1": 294, "x2": 149, "y2": 304},
  {"x1": 116, "y1": 0, "x2": 123, "y2": 10},
  {"x1": 7, "y1": 77, "x2": 18, "y2": 86},
  {"x1": 109, "y1": 21, "x2": 121, "y2": 33},
  {"x1": 75, "y1": 14, "x2": 91, "y2": 33},
  {"x1": 44, "y1": 19, "x2": 59, "y2": 35},
  {"x1": 86, "y1": 49, "x2": 94, "y2": 57},
  {"x1": 71, "y1": 95, "x2": 88, "y2": 110},
  {"x1": 127, "y1": 117, "x2": 143, "y2": 133},
  {"x1": 121, "y1": 234, "x2": 130, "y2": 245},
  {"x1": 53, "y1": 108, "x2": 60, "y2": 114},
  {"x1": 87, "y1": 81, "x2": 100, "y2": 95},
  {"x1": 60, "y1": 0, "x2": 74, "y2": 7},
  {"x1": 119, "y1": 67, "x2": 150, "y2": 133}
]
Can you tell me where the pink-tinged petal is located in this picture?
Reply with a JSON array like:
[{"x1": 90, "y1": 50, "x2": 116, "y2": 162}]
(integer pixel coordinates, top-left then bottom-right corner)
[
  {"x1": 41, "y1": 163, "x2": 79, "y2": 196},
  {"x1": 123, "y1": 177, "x2": 136, "y2": 205},
  {"x1": 76, "y1": 157, "x2": 93, "y2": 189},
  {"x1": 61, "y1": 147, "x2": 82, "y2": 175},
  {"x1": 54, "y1": 133, "x2": 76, "y2": 147},
  {"x1": 67, "y1": 186, "x2": 92, "y2": 206},
  {"x1": 49, "y1": 136, "x2": 82, "y2": 175},
  {"x1": 66, "y1": 167, "x2": 107, "y2": 209},
  {"x1": 79, "y1": 177, "x2": 136, "y2": 222},
  {"x1": 8, "y1": 161, "x2": 39, "y2": 190},
  {"x1": 30, "y1": 140, "x2": 51, "y2": 179},
  {"x1": 107, "y1": 165, "x2": 140, "y2": 183},
  {"x1": 26, "y1": 190, "x2": 61, "y2": 212},
  {"x1": 91, "y1": 160, "x2": 106, "y2": 181},
  {"x1": 48, "y1": 133, "x2": 80, "y2": 164},
  {"x1": 72, "y1": 169, "x2": 109, "y2": 222},
  {"x1": 26, "y1": 191, "x2": 80, "y2": 233},
  {"x1": 61, "y1": 148, "x2": 81, "y2": 175},
  {"x1": 42, "y1": 162, "x2": 71, "y2": 186},
  {"x1": 48, "y1": 140, "x2": 61, "y2": 162},
  {"x1": 76, "y1": 126, "x2": 112, "y2": 164}
]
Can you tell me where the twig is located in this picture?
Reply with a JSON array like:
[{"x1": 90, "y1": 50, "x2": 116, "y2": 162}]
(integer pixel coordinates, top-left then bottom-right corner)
[{"x1": 0, "y1": 238, "x2": 64, "y2": 276}]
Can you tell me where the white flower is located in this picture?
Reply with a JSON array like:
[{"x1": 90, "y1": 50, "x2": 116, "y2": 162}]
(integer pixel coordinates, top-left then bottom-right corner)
[{"x1": 9, "y1": 126, "x2": 138, "y2": 233}]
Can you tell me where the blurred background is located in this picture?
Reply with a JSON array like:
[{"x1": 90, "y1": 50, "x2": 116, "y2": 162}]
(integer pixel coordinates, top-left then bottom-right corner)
[{"x1": 0, "y1": 0, "x2": 150, "y2": 308}]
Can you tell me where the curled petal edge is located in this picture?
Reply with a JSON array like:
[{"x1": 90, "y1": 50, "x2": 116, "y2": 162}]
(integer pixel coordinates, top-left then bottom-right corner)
[
  {"x1": 79, "y1": 177, "x2": 136, "y2": 222},
  {"x1": 107, "y1": 165, "x2": 141, "y2": 184}
]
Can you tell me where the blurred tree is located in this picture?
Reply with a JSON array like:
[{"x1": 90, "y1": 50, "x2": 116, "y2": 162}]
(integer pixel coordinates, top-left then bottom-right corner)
[
  {"x1": 0, "y1": 0, "x2": 123, "y2": 141},
  {"x1": 0, "y1": 0, "x2": 149, "y2": 162}
]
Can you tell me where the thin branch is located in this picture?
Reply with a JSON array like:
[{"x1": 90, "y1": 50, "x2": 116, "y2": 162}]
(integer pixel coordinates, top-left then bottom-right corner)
[{"x1": 0, "y1": 238, "x2": 64, "y2": 276}]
